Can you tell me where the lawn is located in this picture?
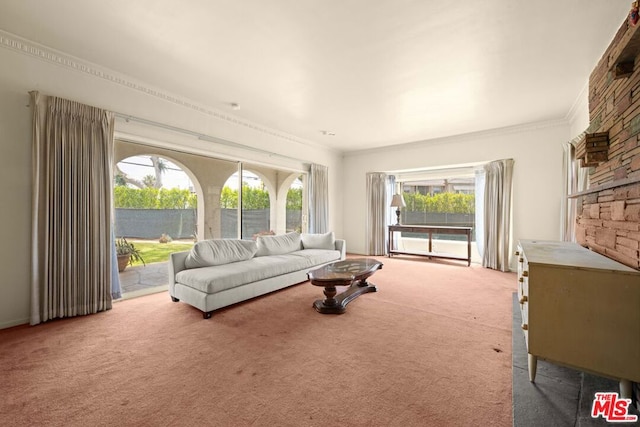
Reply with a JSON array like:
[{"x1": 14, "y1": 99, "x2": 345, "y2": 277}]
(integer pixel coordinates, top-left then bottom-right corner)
[{"x1": 128, "y1": 240, "x2": 194, "y2": 266}]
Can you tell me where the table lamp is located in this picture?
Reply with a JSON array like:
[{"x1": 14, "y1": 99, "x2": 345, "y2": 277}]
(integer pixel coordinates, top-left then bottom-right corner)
[{"x1": 390, "y1": 193, "x2": 406, "y2": 225}]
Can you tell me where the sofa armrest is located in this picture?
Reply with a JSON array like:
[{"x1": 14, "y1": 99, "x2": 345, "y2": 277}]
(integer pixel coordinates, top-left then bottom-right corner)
[
  {"x1": 335, "y1": 239, "x2": 346, "y2": 260},
  {"x1": 168, "y1": 251, "x2": 189, "y2": 285}
]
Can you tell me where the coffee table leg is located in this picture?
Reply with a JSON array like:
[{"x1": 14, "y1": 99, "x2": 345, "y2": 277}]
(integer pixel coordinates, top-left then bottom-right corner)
[
  {"x1": 323, "y1": 286, "x2": 338, "y2": 306},
  {"x1": 313, "y1": 281, "x2": 377, "y2": 314},
  {"x1": 313, "y1": 285, "x2": 347, "y2": 314},
  {"x1": 358, "y1": 278, "x2": 370, "y2": 287},
  {"x1": 339, "y1": 280, "x2": 377, "y2": 308}
]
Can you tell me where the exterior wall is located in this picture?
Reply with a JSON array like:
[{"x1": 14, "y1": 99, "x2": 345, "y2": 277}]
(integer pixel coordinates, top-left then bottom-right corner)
[
  {"x1": 576, "y1": 19, "x2": 640, "y2": 269},
  {"x1": 115, "y1": 209, "x2": 197, "y2": 239}
]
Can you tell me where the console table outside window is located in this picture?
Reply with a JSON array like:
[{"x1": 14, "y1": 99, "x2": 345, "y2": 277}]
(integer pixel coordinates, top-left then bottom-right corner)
[{"x1": 387, "y1": 224, "x2": 473, "y2": 266}]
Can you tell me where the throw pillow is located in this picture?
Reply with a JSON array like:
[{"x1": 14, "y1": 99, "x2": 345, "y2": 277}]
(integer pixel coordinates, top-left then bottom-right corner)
[
  {"x1": 256, "y1": 232, "x2": 302, "y2": 256},
  {"x1": 301, "y1": 231, "x2": 335, "y2": 250},
  {"x1": 185, "y1": 239, "x2": 257, "y2": 268}
]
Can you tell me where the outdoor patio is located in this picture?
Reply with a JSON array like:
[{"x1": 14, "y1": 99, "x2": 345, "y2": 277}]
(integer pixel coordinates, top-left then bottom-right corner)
[{"x1": 117, "y1": 261, "x2": 169, "y2": 299}]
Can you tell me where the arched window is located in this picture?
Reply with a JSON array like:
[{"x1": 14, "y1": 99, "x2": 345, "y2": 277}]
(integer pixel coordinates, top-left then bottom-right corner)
[
  {"x1": 113, "y1": 154, "x2": 197, "y2": 297},
  {"x1": 114, "y1": 155, "x2": 197, "y2": 244},
  {"x1": 220, "y1": 170, "x2": 271, "y2": 239}
]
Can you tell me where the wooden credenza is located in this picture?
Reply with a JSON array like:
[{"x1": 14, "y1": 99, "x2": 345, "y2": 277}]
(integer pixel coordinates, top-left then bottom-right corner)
[
  {"x1": 516, "y1": 239, "x2": 640, "y2": 398},
  {"x1": 388, "y1": 224, "x2": 472, "y2": 265}
]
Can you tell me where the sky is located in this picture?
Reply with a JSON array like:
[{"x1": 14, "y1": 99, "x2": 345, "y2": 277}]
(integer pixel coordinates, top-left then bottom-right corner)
[
  {"x1": 116, "y1": 155, "x2": 270, "y2": 190},
  {"x1": 117, "y1": 155, "x2": 192, "y2": 190}
]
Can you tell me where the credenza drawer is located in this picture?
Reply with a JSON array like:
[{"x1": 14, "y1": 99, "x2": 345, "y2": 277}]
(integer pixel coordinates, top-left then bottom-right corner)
[{"x1": 516, "y1": 245, "x2": 529, "y2": 346}]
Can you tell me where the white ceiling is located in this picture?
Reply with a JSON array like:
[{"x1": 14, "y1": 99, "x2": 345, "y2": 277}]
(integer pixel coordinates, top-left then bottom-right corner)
[{"x1": 0, "y1": 1, "x2": 632, "y2": 152}]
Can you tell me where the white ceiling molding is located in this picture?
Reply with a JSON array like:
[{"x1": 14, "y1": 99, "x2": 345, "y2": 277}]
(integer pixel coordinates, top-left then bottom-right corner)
[
  {"x1": 344, "y1": 117, "x2": 569, "y2": 158},
  {"x1": 0, "y1": 29, "x2": 328, "y2": 153},
  {"x1": 0, "y1": 2, "x2": 630, "y2": 153}
]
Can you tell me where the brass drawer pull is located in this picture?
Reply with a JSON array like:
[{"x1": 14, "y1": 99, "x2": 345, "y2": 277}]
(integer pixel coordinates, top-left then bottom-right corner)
[
  {"x1": 519, "y1": 296, "x2": 528, "y2": 304},
  {"x1": 521, "y1": 324, "x2": 528, "y2": 331}
]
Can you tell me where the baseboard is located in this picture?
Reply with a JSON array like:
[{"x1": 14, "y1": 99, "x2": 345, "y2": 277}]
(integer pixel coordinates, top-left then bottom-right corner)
[{"x1": 0, "y1": 317, "x2": 30, "y2": 330}]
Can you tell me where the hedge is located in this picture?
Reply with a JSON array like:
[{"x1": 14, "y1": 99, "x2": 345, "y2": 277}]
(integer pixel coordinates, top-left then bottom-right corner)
[
  {"x1": 221, "y1": 186, "x2": 302, "y2": 210},
  {"x1": 403, "y1": 192, "x2": 475, "y2": 214},
  {"x1": 114, "y1": 187, "x2": 197, "y2": 209},
  {"x1": 115, "y1": 185, "x2": 473, "y2": 214}
]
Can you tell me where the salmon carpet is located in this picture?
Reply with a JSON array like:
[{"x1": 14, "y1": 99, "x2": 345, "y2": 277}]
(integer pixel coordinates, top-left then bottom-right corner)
[{"x1": 0, "y1": 256, "x2": 516, "y2": 426}]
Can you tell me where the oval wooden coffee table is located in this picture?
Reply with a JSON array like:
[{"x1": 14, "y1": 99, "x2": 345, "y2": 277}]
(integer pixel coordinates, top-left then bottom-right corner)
[{"x1": 307, "y1": 258, "x2": 383, "y2": 314}]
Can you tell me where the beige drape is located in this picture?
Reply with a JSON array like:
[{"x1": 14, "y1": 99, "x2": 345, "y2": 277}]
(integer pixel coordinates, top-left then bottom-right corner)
[
  {"x1": 366, "y1": 172, "x2": 388, "y2": 255},
  {"x1": 482, "y1": 158, "x2": 514, "y2": 271},
  {"x1": 561, "y1": 137, "x2": 587, "y2": 242},
  {"x1": 309, "y1": 163, "x2": 328, "y2": 233},
  {"x1": 30, "y1": 91, "x2": 115, "y2": 325}
]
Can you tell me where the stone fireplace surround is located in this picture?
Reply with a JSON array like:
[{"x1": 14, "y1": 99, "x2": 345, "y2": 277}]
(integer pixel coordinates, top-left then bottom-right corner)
[{"x1": 573, "y1": 15, "x2": 640, "y2": 410}]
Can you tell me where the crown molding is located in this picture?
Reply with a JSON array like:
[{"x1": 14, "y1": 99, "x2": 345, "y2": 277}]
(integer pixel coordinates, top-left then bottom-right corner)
[
  {"x1": 343, "y1": 117, "x2": 570, "y2": 157},
  {"x1": 565, "y1": 80, "x2": 589, "y2": 126},
  {"x1": 0, "y1": 29, "x2": 332, "y2": 153}
]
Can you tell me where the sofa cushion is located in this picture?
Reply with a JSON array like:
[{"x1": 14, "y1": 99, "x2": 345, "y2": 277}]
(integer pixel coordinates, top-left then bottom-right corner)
[
  {"x1": 256, "y1": 232, "x2": 302, "y2": 256},
  {"x1": 290, "y1": 248, "x2": 341, "y2": 266},
  {"x1": 176, "y1": 254, "x2": 313, "y2": 294},
  {"x1": 184, "y1": 239, "x2": 257, "y2": 269},
  {"x1": 301, "y1": 231, "x2": 335, "y2": 250}
]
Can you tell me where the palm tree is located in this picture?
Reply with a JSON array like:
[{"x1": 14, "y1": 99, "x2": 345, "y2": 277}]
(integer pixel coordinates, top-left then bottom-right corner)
[
  {"x1": 114, "y1": 155, "x2": 168, "y2": 189},
  {"x1": 142, "y1": 174, "x2": 156, "y2": 188},
  {"x1": 150, "y1": 156, "x2": 167, "y2": 189},
  {"x1": 114, "y1": 164, "x2": 145, "y2": 189}
]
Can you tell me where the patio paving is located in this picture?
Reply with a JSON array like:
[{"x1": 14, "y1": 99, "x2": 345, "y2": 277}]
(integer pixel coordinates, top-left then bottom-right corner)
[{"x1": 117, "y1": 261, "x2": 169, "y2": 297}]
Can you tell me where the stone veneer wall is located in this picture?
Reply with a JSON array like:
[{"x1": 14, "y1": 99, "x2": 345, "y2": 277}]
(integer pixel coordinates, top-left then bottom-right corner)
[{"x1": 576, "y1": 18, "x2": 640, "y2": 270}]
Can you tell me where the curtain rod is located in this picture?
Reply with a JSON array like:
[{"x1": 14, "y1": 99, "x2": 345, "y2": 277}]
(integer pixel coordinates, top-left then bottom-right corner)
[{"x1": 114, "y1": 113, "x2": 308, "y2": 165}]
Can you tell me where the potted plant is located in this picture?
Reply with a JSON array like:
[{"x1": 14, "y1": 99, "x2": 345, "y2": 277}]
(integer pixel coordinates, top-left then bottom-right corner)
[{"x1": 116, "y1": 237, "x2": 145, "y2": 272}]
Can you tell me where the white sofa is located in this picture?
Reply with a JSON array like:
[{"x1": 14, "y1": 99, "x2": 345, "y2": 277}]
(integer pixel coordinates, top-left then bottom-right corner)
[{"x1": 169, "y1": 232, "x2": 345, "y2": 318}]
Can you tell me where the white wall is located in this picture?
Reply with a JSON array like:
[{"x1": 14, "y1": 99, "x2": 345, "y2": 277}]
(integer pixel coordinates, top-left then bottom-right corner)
[
  {"x1": 568, "y1": 83, "x2": 590, "y2": 137},
  {"x1": 0, "y1": 28, "x2": 593, "y2": 329},
  {"x1": 0, "y1": 35, "x2": 343, "y2": 329},
  {"x1": 342, "y1": 121, "x2": 572, "y2": 260}
]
